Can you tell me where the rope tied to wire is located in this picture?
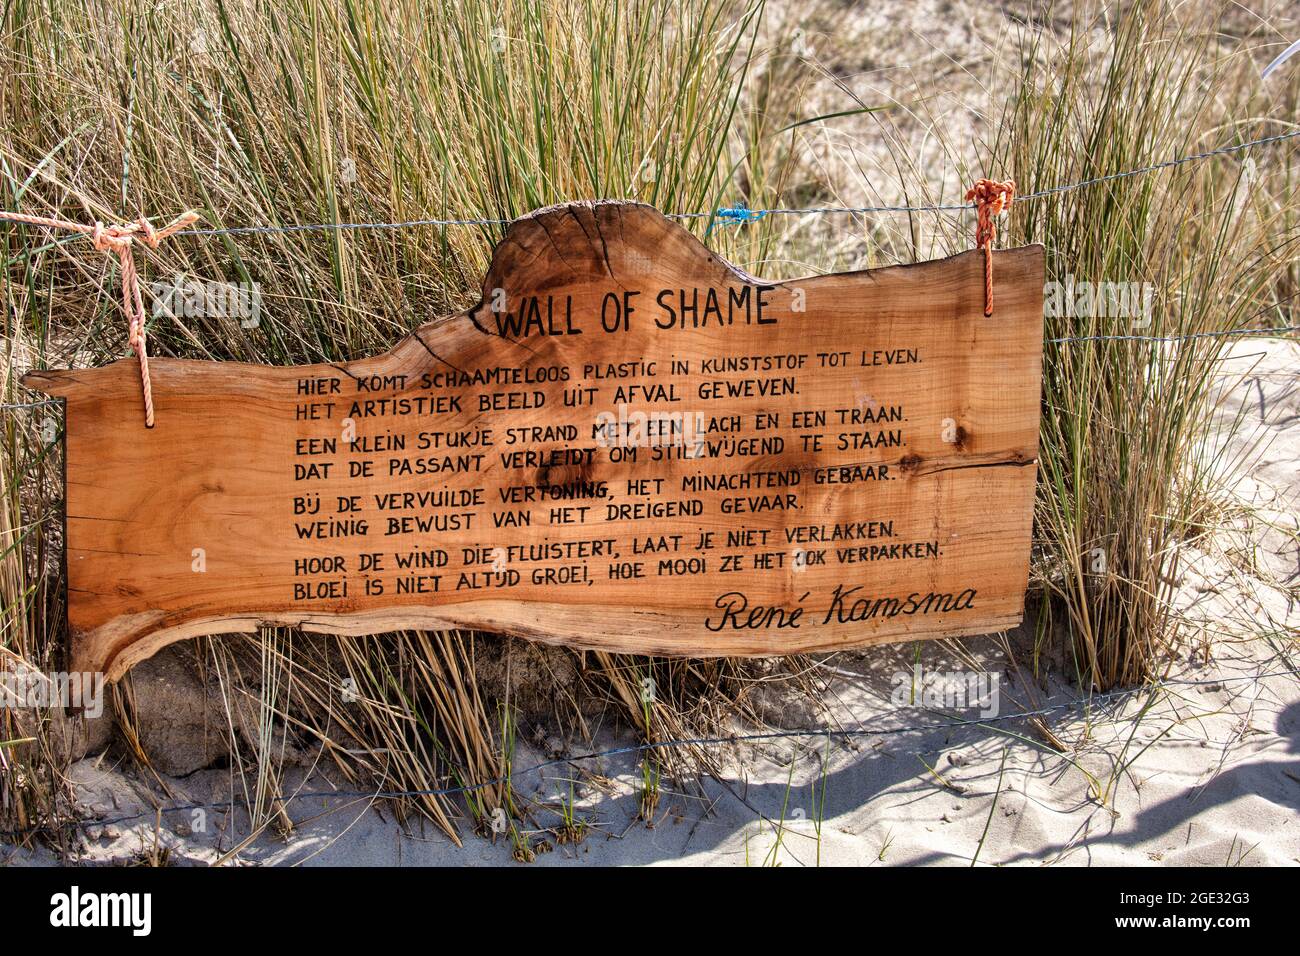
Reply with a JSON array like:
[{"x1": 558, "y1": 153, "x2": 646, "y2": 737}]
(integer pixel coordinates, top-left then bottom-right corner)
[
  {"x1": 964, "y1": 178, "x2": 1015, "y2": 316},
  {"x1": 0, "y1": 208, "x2": 200, "y2": 427}
]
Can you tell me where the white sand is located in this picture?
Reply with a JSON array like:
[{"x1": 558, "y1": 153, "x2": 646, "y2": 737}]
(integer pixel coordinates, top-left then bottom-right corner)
[{"x1": 14, "y1": 631, "x2": 1294, "y2": 867}]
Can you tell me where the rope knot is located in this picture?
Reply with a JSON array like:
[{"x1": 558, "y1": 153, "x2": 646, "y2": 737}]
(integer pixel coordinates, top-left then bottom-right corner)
[
  {"x1": 135, "y1": 217, "x2": 160, "y2": 249},
  {"x1": 965, "y1": 178, "x2": 1015, "y2": 316},
  {"x1": 0, "y1": 209, "x2": 200, "y2": 427},
  {"x1": 90, "y1": 220, "x2": 134, "y2": 253}
]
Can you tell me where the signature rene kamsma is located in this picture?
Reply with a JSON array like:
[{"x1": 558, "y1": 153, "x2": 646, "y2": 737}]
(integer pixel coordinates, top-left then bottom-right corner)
[{"x1": 703, "y1": 585, "x2": 977, "y2": 631}]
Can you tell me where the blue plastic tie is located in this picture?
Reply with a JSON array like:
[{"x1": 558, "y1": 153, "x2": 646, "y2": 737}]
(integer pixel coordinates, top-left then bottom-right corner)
[{"x1": 713, "y1": 204, "x2": 767, "y2": 226}]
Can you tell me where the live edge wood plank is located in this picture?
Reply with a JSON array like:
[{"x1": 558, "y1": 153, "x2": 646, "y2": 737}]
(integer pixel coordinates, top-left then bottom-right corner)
[{"x1": 25, "y1": 200, "x2": 1044, "y2": 681}]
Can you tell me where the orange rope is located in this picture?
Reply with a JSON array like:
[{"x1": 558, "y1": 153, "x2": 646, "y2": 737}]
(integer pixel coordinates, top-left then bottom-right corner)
[
  {"x1": 964, "y1": 179, "x2": 1015, "y2": 317},
  {"x1": 0, "y1": 209, "x2": 199, "y2": 427}
]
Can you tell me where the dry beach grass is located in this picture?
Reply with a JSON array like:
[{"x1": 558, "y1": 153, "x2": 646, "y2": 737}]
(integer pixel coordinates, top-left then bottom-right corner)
[{"x1": 1, "y1": 0, "x2": 1297, "y2": 861}]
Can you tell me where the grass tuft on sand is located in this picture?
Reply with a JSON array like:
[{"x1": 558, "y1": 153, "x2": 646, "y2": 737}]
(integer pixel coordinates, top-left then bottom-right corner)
[{"x1": 1, "y1": 0, "x2": 1296, "y2": 849}]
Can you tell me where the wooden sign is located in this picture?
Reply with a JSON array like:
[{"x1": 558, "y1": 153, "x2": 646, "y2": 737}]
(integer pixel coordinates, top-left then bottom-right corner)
[{"x1": 26, "y1": 201, "x2": 1043, "y2": 681}]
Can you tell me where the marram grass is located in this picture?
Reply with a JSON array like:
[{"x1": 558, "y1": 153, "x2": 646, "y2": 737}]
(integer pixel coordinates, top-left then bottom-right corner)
[{"x1": 1, "y1": 0, "x2": 1296, "y2": 847}]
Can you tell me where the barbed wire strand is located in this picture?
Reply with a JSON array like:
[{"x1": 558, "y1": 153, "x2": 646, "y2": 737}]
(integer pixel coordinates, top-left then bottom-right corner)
[
  {"x1": 0, "y1": 667, "x2": 1291, "y2": 844},
  {"x1": 0, "y1": 131, "x2": 1293, "y2": 237},
  {"x1": 158, "y1": 128, "x2": 1300, "y2": 234}
]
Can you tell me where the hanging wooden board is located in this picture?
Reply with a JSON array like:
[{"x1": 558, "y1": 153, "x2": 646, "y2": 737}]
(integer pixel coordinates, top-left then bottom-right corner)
[{"x1": 26, "y1": 201, "x2": 1043, "y2": 681}]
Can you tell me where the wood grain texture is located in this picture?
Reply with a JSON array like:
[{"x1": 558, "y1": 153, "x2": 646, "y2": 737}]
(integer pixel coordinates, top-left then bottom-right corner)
[{"x1": 25, "y1": 201, "x2": 1044, "y2": 681}]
